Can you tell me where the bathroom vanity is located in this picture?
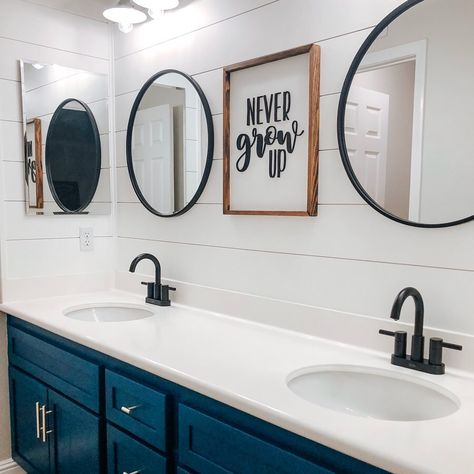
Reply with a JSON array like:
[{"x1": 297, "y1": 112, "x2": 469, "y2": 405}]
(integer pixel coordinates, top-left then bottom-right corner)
[
  {"x1": 3, "y1": 292, "x2": 474, "y2": 474},
  {"x1": 6, "y1": 314, "x2": 383, "y2": 474}
]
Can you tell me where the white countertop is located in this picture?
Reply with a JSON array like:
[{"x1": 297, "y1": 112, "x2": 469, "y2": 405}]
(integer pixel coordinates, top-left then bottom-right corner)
[{"x1": 2, "y1": 290, "x2": 474, "y2": 474}]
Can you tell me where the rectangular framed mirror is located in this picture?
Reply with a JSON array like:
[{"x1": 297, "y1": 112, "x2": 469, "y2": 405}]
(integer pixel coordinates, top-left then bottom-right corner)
[{"x1": 20, "y1": 60, "x2": 112, "y2": 215}]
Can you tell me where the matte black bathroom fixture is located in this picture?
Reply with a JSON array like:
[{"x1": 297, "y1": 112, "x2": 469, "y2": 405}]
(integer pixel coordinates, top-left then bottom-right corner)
[
  {"x1": 129, "y1": 253, "x2": 176, "y2": 306},
  {"x1": 379, "y1": 287, "x2": 462, "y2": 375}
]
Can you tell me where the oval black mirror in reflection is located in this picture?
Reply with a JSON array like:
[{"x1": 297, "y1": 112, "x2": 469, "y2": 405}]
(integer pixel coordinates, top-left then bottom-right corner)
[
  {"x1": 126, "y1": 69, "x2": 214, "y2": 217},
  {"x1": 338, "y1": 0, "x2": 474, "y2": 228},
  {"x1": 46, "y1": 98, "x2": 101, "y2": 213}
]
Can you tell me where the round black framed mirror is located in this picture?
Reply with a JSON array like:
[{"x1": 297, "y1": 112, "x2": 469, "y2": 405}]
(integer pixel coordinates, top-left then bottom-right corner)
[
  {"x1": 338, "y1": 0, "x2": 474, "y2": 228},
  {"x1": 45, "y1": 98, "x2": 101, "y2": 213},
  {"x1": 126, "y1": 69, "x2": 214, "y2": 218}
]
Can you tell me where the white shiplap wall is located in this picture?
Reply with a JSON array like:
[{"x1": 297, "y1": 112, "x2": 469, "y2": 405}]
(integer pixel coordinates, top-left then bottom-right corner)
[
  {"x1": 114, "y1": 0, "x2": 474, "y2": 336},
  {"x1": 0, "y1": 0, "x2": 115, "y2": 301},
  {"x1": 0, "y1": 1, "x2": 113, "y2": 461}
]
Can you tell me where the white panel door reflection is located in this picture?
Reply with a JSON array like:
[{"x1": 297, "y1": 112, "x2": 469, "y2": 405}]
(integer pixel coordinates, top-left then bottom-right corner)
[
  {"x1": 133, "y1": 104, "x2": 175, "y2": 214},
  {"x1": 345, "y1": 86, "x2": 389, "y2": 206}
]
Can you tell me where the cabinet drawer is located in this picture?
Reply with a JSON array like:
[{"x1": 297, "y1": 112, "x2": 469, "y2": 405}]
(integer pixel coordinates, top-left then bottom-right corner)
[
  {"x1": 107, "y1": 424, "x2": 167, "y2": 474},
  {"x1": 8, "y1": 327, "x2": 99, "y2": 412},
  {"x1": 105, "y1": 370, "x2": 167, "y2": 452},
  {"x1": 178, "y1": 405, "x2": 333, "y2": 474}
]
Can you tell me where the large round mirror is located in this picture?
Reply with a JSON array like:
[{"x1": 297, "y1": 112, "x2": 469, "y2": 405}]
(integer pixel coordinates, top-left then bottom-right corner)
[
  {"x1": 338, "y1": 0, "x2": 474, "y2": 227},
  {"x1": 46, "y1": 98, "x2": 101, "y2": 213},
  {"x1": 127, "y1": 69, "x2": 214, "y2": 217}
]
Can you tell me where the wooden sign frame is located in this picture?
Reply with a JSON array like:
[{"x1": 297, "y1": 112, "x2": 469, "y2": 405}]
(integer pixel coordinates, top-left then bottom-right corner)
[
  {"x1": 26, "y1": 118, "x2": 44, "y2": 209},
  {"x1": 223, "y1": 44, "x2": 320, "y2": 216}
]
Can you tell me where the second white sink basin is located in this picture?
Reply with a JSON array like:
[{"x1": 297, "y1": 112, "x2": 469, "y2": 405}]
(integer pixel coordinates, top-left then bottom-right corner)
[
  {"x1": 288, "y1": 365, "x2": 459, "y2": 421},
  {"x1": 64, "y1": 304, "x2": 154, "y2": 323}
]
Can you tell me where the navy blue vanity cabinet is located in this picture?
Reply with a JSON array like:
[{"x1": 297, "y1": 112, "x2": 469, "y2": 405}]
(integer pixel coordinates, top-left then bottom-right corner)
[
  {"x1": 105, "y1": 369, "x2": 168, "y2": 452},
  {"x1": 7, "y1": 316, "x2": 388, "y2": 474},
  {"x1": 9, "y1": 368, "x2": 50, "y2": 473},
  {"x1": 178, "y1": 405, "x2": 333, "y2": 474},
  {"x1": 48, "y1": 390, "x2": 100, "y2": 473},
  {"x1": 9, "y1": 367, "x2": 100, "y2": 474},
  {"x1": 107, "y1": 424, "x2": 167, "y2": 474}
]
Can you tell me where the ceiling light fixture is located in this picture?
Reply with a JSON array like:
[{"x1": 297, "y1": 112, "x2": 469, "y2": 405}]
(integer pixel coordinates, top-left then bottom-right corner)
[
  {"x1": 103, "y1": 0, "x2": 147, "y2": 34},
  {"x1": 132, "y1": 0, "x2": 180, "y2": 20}
]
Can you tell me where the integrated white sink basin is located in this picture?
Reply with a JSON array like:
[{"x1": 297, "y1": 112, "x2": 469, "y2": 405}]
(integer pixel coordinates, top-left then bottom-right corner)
[
  {"x1": 64, "y1": 304, "x2": 154, "y2": 323},
  {"x1": 288, "y1": 365, "x2": 459, "y2": 421}
]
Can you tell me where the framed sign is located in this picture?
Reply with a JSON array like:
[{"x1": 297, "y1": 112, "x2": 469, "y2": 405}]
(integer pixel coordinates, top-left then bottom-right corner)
[
  {"x1": 223, "y1": 44, "x2": 320, "y2": 216},
  {"x1": 25, "y1": 118, "x2": 44, "y2": 209}
]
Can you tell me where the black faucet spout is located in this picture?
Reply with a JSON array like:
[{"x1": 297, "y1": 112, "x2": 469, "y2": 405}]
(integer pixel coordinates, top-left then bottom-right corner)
[
  {"x1": 390, "y1": 287, "x2": 424, "y2": 336},
  {"x1": 129, "y1": 253, "x2": 162, "y2": 287},
  {"x1": 390, "y1": 287, "x2": 425, "y2": 362}
]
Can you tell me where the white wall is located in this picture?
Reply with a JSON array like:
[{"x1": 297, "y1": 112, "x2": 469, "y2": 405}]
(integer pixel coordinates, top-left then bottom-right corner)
[
  {"x1": 0, "y1": 0, "x2": 113, "y2": 462},
  {"x1": 114, "y1": 0, "x2": 474, "y2": 338}
]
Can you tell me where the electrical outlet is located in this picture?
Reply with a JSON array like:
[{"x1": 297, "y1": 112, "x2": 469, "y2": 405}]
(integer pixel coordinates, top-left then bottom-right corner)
[{"x1": 80, "y1": 227, "x2": 94, "y2": 252}]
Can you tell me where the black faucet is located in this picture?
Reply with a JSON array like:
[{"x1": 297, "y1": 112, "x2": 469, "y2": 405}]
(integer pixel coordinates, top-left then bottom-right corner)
[
  {"x1": 129, "y1": 253, "x2": 176, "y2": 306},
  {"x1": 379, "y1": 287, "x2": 462, "y2": 375},
  {"x1": 390, "y1": 287, "x2": 425, "y2": 362}
]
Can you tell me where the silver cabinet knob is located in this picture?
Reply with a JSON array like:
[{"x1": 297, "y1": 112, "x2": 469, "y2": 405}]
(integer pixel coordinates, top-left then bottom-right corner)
[{"x1": 120, "y1": 405, "x2": 139, "y2": 415}]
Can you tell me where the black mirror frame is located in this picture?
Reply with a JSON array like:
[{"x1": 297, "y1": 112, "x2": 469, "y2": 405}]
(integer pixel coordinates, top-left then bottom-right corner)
[
  {"x1": 337, "y1": 0, "x2": 474, "y2": 228},
  {"x1": 45, "y1": 97, "x2": 102, "y2": 214},
  {"x1": 126, "y1": 69, "x2": 214, "y2": 218}
]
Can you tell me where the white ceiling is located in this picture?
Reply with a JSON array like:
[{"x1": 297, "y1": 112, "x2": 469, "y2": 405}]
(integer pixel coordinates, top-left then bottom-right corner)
[{"x1": 23, "y1": 0, "x2": 116, "y2": 21}]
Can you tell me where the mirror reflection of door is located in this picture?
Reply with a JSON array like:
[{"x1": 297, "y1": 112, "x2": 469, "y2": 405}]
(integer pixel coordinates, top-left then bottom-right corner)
[
  {"x1": 352, "y1": 41, "x2": 424, "y2": 222},
  {"x1": 133, "y1": 104, "x2": 175, "y2": 214},
  {"x1": 345, "y1": 87, "x2": 389, "y2": 207}
]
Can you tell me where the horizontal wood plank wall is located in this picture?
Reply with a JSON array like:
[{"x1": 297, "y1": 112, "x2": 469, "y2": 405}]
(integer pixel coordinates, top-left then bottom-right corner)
[
  {"x1": 114, "y1": 0, "x2": 474, "y2": 336},
  {"x1": 0, "y1": 0, "x2": 114, "y2": 296}
]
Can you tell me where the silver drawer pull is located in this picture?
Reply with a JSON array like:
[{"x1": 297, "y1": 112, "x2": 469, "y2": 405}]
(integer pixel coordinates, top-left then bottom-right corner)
[
  {"x1": 123, "y1": 471, "x2": 141, "y2": 474},
  {"x1": 41, "y1": 405, "x2": 53, "y2": 443},
  {"x1": 121, "y1": 405, "x2": 140, "y2": 415},
  {"x1": 35, "y1": 402, "x2": 41, "y2": 439}
]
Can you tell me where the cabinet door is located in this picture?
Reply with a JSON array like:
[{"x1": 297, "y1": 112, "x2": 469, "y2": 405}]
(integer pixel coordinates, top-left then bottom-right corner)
[
  {"x1": 107, "y1": 424, "x2": 167, "y2": 474},
  {"x1": 48, "y1": 389, "x2": 100, "y2": 474},
  {"x1": 9, "y1": 368, "x2": 50, "y2": 474}
]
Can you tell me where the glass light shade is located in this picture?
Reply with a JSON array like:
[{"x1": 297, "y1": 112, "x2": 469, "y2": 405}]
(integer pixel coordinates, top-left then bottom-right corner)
[
  {"x1": 133, "y1": 0, "x2": 179, "y2": 11},
  {"x1": 118, "y1": 22, "x2": 134, "y2": 33},
  {"x1": 103, "y1": 4, "x2": 147, "y2": 25}
]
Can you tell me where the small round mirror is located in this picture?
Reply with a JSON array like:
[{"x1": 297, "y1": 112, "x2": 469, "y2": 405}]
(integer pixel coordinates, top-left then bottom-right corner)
[
  {"x1": 127, "y1": 69, "x2": 214, "y2": 217},
  {"x1": 46, "y1": 98, "x2": 101, "y2": 213},
  {"x1": 338, "y1": 0, "x2": 474, "y2": 227}
]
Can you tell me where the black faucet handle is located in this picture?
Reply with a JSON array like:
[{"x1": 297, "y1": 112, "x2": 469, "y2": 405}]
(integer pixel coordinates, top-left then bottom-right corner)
[
  {"x1": 141, "y1": 281, "x2": 155, "y2": 299},
  {"x1": 159, "y1": 285, "x2": 176, "y2": 305},
  {"x1": 379, "y1": 329, "x2": 407, "y2": 358},
  {"x1": 429, "y1": 338, "x2": 463, "y2": 366}
]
